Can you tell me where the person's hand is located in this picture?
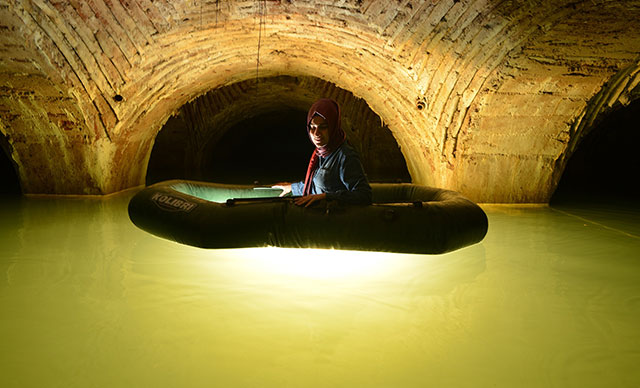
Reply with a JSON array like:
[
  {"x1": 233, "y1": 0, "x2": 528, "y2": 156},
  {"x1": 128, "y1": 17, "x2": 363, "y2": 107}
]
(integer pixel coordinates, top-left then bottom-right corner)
[
  {"x1": 294, "y1": 193, "x2": 327, "y2": 207},
  {"x1": 272, "y1": 183, "x2": 292, "y2": 197}
]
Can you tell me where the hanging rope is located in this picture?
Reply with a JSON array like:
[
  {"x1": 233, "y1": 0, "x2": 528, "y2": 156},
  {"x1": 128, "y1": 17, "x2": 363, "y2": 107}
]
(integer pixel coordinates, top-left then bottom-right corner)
[
  {"x1": 256, "y1": 0, "x2": 266, "y2": 85},
  {"x1": 216, "y1": 0, "x2": 220, "y2": 26}
]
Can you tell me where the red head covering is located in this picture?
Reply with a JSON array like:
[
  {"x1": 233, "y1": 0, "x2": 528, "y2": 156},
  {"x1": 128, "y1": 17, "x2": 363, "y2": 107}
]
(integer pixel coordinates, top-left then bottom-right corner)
[{"x1": 302, "y1": 98, "x2": 346, "y2": 195}]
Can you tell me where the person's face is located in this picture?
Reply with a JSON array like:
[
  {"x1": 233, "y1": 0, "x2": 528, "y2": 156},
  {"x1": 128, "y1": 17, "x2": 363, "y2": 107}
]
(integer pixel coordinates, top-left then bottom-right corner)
[{"x1": 309, "y1": 115, "x2": 330, "y2": 148}]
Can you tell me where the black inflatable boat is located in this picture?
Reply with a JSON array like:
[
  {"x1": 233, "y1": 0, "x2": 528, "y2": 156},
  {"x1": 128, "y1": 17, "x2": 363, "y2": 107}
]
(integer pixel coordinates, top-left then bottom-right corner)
[{"x1": 128, "y1": 180, "x2": 488, "y2": 254}]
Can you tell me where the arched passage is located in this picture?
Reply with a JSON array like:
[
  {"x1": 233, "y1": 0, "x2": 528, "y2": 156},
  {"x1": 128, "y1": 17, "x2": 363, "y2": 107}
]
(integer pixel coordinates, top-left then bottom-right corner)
[
  {"x1": 551, "y1": 99, "x2": 640, "y2": 205},
  {"x1": 0, "y1": 134, "x2": 21, "y2": 195},
  {"x1": 146, "y1": 76, "x2": 411, "y2": 186}
]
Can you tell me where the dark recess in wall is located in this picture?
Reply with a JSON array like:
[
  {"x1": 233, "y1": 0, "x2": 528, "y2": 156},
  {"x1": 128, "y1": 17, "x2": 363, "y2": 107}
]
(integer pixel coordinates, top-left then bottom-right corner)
[
  {"x1": 148, "y1": 108, "x2": 411, "y2": 186},
  {"x1": 147, "y1": 76, "x2": 411, "y2": 186},
  {"x1": 551, "y1": 99, "x2": 640, "y2": 206},
  {"x1": 147, "y1": 108, "x2": 314, "y2": 185},
  {"x1": 205, "y1": 108, "x2": 313, "y2": 185},
  {"x1": 146, "y1": 114, "x2": 191, "y2": 185},
  {"x1": 0, "y1": 135, "x2": 21, "y2": 196}
]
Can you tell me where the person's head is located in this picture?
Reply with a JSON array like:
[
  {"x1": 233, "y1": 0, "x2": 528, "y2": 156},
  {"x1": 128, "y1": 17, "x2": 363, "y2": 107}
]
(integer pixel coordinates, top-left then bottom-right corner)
[
  {"x1": 309, "y1": 114, "x2": 330, "y2": 148},
  {"x1": 306, "y1": 98, "x2": 346, "y2": 155}
]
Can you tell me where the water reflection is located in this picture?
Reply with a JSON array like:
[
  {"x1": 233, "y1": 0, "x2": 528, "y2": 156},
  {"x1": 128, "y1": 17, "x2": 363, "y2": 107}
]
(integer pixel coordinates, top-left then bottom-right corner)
[{"x1": 0, "y1": 196, "x2": 639, "y2": 387}]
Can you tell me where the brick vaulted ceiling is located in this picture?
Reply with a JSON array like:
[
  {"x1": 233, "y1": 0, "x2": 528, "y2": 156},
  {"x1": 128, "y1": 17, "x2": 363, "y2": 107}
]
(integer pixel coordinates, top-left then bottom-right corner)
[{"x1": 0, "y1": 0, "x2": 639, "y2": 201}]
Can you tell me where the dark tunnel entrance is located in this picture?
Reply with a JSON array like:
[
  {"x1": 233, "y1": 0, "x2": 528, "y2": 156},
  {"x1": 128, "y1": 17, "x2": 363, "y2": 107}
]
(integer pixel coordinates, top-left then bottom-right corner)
[
  {"x1": 146, "y1": 76, "x2": 411, "y2": 187},
  {"x1": 0, "y1": 135, "x2": 21, "y2": 196},
  {"x1": 204, "y1": 108, "x2": 313, "y2": 185},
  {"x1": 550, "y1": 99, "x2": 640, "y2": 207}
]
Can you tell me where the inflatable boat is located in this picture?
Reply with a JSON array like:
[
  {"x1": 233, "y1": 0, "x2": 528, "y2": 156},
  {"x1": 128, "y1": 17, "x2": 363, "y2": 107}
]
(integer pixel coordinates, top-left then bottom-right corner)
[{"x1": 128, "y1": 180, "x2": 488, "y2": 254}]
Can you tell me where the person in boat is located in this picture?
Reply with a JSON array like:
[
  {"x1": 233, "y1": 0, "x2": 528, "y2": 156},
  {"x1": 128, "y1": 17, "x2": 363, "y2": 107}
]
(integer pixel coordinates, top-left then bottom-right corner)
[{"x1": 273, "y1": 98, "x2": 372, "y2": 207}]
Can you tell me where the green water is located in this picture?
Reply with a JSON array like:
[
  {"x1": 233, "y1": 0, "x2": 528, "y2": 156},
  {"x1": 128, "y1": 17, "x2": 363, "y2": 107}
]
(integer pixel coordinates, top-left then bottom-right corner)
[{"x1": 1, "y1": 193, "x2": 639, "y2": 387}]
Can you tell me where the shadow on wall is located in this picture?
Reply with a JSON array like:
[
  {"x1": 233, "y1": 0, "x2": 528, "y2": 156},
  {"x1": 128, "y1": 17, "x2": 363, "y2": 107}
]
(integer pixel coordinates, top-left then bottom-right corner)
[
  {"x1": 551, "y1": 99, "x2": 640, "y2": 207},
  {"x1": 0, "y1": 135, "x2": 21, "y2": 196}
]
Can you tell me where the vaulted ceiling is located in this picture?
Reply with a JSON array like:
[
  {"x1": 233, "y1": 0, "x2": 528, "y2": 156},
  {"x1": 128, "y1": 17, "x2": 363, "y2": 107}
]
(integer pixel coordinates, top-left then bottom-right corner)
[{"x1": 1, "y1": 0, "x2": 639, "y2": 201}]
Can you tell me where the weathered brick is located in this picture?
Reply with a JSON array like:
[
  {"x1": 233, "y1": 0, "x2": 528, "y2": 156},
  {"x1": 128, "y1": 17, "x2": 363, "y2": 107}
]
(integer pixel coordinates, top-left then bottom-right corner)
[{"x1": 0, "y1": 0, "x2": 637, "y2": 200}]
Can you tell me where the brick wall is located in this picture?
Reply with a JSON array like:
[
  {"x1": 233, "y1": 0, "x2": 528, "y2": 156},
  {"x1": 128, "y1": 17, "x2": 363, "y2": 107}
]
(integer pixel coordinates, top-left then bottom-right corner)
[{"x1": 0, "y1": 0, "x2": 639, "y2": 201}]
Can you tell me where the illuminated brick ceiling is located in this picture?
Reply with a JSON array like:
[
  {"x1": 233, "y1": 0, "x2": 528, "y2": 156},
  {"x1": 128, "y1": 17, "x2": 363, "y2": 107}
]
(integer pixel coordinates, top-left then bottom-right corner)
[{"x1": 1, "y1": 0, "x2": 638, "y2": 201}]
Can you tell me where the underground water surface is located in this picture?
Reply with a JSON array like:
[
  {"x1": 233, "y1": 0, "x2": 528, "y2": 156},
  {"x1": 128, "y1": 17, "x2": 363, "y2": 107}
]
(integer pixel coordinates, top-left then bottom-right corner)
[{"x1": 0, "y1": 193, "x2": 639, "y2": 387}]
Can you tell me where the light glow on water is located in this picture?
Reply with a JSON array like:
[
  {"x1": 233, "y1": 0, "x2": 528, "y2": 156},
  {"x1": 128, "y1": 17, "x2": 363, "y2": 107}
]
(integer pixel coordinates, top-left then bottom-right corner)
[{"x1": 226, "y1": 247, "x2": 397, "y2": 280}]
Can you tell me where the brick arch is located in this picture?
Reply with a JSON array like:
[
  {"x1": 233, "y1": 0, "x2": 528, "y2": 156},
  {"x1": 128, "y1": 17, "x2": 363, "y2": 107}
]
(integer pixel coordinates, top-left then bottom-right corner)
[
  {"x1": 112, "y1": 0, "x2": 573, "y2": 196},
  {"x1": 552, "y1": 60, "x2": 640, "y2": 187}
]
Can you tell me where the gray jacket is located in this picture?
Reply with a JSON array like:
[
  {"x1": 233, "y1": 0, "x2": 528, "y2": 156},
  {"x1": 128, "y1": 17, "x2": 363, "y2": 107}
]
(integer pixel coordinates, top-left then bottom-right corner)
[{"x1": 291, "y1": 143, "x2": 372, "y2": 205}]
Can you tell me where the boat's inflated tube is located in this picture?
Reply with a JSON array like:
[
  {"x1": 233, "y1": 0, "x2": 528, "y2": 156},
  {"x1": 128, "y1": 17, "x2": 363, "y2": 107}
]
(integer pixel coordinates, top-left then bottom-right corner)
[{"x1": 128, "y1": 180, "x2": 488, "y2": 254}]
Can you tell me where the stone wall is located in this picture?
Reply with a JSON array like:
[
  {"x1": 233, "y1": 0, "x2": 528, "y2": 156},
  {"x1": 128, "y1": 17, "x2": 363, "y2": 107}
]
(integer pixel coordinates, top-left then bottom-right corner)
[{"x1": 0, "y1": 0, "x2": 639, "y2": 201}]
